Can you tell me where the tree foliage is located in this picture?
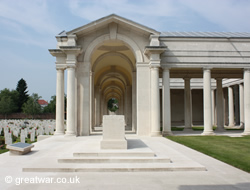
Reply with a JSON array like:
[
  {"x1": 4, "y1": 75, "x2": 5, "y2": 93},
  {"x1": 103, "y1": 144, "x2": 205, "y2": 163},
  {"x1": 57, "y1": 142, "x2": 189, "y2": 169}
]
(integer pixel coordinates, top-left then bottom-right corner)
[
  {"x1": 16, "y1": 78, "x2": 29, "y2": 112},
  {"x1": 43, "y1": 95, "x2": 56, "y2": 113},
  {"x1": 107, "y1": 98, "x2": 119, "y2": 112},
  {"x1": 22, "y1": 93, "x2": 42, "y2": 118},
  {"x1": 0, "y1": 89, "x2": 18, "y2": 118}
]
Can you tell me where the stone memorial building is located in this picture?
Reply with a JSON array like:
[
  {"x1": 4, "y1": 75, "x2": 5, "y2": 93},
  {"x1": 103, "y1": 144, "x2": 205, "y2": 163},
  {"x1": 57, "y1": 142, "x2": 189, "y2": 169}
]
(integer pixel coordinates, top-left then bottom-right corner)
[{"x1": 49, "y1": 14, "x2": 250, "y2": 137}]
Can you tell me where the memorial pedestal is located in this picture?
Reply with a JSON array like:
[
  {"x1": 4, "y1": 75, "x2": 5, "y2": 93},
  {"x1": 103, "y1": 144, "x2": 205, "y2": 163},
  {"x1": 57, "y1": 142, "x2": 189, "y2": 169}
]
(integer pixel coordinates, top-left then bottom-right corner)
[{"x1": 101, "y1": 115, "x2": 127, "y2": 149}]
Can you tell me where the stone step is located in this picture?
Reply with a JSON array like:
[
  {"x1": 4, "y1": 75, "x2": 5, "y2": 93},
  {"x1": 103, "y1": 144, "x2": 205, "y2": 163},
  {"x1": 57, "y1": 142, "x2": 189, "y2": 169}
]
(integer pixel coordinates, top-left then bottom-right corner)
[
  {"x1": 23, "y1": 162, "x2": 206, "y2": 172},
  {"x1": 73, "y1": 152, "x2": 155, "y2": 157},
  {"x1": 58, "y1": 157, "x2": 171, "y2": 164}
]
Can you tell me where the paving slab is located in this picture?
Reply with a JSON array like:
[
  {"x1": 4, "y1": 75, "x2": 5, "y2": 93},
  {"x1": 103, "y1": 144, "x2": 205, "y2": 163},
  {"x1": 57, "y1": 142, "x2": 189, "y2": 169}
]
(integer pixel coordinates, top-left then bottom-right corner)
[{"x1": 0, "y1": 134, "x2": 249, "y2": 190}]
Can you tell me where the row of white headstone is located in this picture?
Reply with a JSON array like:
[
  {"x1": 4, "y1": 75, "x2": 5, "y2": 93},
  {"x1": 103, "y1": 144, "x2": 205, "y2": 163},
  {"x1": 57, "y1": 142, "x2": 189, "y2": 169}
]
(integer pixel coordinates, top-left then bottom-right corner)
[{"x1": 0, "y1": 120, "x2": 59, "y2": 145}]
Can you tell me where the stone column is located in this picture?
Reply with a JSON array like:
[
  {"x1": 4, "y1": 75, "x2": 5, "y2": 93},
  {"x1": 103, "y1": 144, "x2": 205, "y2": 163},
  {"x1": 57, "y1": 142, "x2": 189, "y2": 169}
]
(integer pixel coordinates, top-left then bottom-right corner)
[
  {"x1": 132, "y1": 71, "x2": 136, "y2": 132},
  {"x1": 184, "y1": 78, "x2": 192, "y2": 129},
  {"x1": 95, "y1": 86, "x2": 100, "y2": 126},
  {"x1": 243, "y1": 69, "x2": 250, "y2": 135},
  {"x1": 162, "y1": 68, "x2": 172, "y2": 136},
  {"x1": 216, "y1": 78, "x2": 224, "y2": 130},
  {"x1": 55, "y1": 68, "x2": 65, "y2": 135},
  {"x1": 66, "y1": 66, "x2": 76, "y2": 136},
  {"x1": 126, "y1": 86, "x2": 132, "y2": 128},
  {"x1": 234, "y1": 86, "x2": 240, "y2": 125},
  {"x1": 150, "y1": 66, "x2": 161, "y2": 136},
  {"x1": 228, "y1": 86, "x2": 235, "y2": 127},
  {"x1": 239, "y1": 83, "x2": 244, "y2": 128},
  {"x1": 202, "y1": 68, "x2": 214, "y2": 135},
  {"x1": 211, "y1": 90, "x2": 215, "y2": 126}
]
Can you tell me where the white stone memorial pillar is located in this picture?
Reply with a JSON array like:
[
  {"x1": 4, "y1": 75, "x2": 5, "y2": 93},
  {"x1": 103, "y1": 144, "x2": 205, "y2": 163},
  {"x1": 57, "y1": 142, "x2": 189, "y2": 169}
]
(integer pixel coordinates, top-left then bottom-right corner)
[
  {"x1": 243, "y1": 69, "x2": 250, "y2": 135},
  {"x1": 216, "y1": 78, "x2": 224, "y2": 130},
  {"x1": 228, "y1": 86, "x2": 235, "y2": 127},
  {"x1": 150, "y1": 66, "x2": 161, "y2": 136},
  {"x1": 55, "y1": 68, "x2": 65, "y2": 135},
  {"x1": 202, "y1": 68, "x2": 214, "y2": 135},
  {"x1": 239, "y1": 83, "x2": 244, "y2": 127},
  {"x1": 66, "y1": 66, "x2": 76, "y2": 136},
  {"x1": 184, "y1": 78, "x2": 192, "y2": 129},
  {"x1": 162, "y1": 68, "x2": 172, "y2": 136}
]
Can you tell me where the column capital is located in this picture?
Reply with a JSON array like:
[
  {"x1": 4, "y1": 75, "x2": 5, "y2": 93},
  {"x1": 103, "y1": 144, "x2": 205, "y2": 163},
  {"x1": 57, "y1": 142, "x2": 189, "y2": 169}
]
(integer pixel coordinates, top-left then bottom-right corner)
[
  {"x1": 244, "y1": 68, "x2": 250, "y2": 72},
  {"x1": 56, "y1": 66, "x2": 66, "y2": 70},
  {"x1": 162, "y1": 67, "x2": 170, "y2": 71},
  {"x1": 183, "y1": 77, "x2": 191, "y2": 81},
  {"x1": 150, "y1": 66, "x2": 160, "y2": 70},
  {"x1": 203, "y1": 67, "x2": 212, "y2": 71},
  {"x1": 67, "y1": 65, "x2": 76, "y2": 69},
  {"x1": 215, "y1": 77, "x2": 223, "y2": 81}
]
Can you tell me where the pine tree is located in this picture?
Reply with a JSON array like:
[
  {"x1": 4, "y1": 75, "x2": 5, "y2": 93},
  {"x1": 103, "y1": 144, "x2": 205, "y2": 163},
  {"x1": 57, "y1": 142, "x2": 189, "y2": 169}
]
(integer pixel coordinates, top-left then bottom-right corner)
[{"x1": 16, "y1": 78, "x2": 29, "y2": 112}]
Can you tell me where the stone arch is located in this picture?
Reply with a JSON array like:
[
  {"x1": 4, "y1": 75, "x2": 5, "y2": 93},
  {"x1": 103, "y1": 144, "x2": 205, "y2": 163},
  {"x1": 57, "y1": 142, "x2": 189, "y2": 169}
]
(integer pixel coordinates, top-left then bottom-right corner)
[
  {"x1": 92, "y1": 52, "x2": 135, "y2": 72},
  {"x1": 84, "y1": 34, "x2": 143, "y2": 63},
  {"x1": 97, "y1": 69, "x2": 130, "y2": 86}
]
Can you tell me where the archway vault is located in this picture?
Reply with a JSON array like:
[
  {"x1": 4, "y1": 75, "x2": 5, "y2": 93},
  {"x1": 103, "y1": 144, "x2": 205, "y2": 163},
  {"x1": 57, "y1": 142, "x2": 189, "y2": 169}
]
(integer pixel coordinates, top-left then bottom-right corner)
[{"x1": 91, "y1": 39, "x2": 135, "y2": 130}]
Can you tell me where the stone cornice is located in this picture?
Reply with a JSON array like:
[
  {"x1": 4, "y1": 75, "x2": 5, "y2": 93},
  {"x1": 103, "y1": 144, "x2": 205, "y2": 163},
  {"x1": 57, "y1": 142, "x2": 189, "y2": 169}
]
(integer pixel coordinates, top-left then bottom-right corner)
[
  {"x1": 48, "y1": 49, "x2": 65, "y2": 57},
  {"x1": 144, "y1": 46, "x2": 168, "y2": 58},
  {"x1": 59, "y1": 46, "x2": 82, "y2": 55}
]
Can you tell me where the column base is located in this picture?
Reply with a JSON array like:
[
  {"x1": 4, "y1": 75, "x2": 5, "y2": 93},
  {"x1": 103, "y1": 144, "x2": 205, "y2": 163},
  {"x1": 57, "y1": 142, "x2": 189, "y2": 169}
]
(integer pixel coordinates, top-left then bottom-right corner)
[
  {"x1": 54, "y1": 131, "x2": 65, "y2": 135},
  {"x1": 65, "y1": 131, "x2": 76, "y2": 136},
  {"x1": 150, "y1": 131, "x2": 162, "y2": 137},
  {"x1": 242, "y1": 131, "x2": 250, "y2": 136},
  {"x1": 162, "y1": 131, "x2": 173, "y2": 136},
  {"x1": 239, "y1": 123, "x2": 244, "y2": 129},
  {"x1": 183, "y1": 128, "x2": 193, "y2": 131},
  {"x1": 201, "y1": 131, "x2": 216, "y2": 136},
  {"x1": 215, "y1": 127, "x2": 226, "y2": 132}
]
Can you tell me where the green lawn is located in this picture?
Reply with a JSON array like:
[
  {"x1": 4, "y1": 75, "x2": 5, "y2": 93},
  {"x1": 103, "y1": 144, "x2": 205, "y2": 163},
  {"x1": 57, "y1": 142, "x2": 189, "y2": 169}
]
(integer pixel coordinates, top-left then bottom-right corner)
[{"x1": 167, "y1": 135, "x2": 250, "y2": 173}]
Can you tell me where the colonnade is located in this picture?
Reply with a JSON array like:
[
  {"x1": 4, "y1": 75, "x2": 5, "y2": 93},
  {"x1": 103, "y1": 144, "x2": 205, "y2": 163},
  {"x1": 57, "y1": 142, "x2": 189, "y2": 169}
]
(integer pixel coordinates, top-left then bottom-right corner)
[{"x1": 151, "y1": 68, "x2": 250, "y2": 136}]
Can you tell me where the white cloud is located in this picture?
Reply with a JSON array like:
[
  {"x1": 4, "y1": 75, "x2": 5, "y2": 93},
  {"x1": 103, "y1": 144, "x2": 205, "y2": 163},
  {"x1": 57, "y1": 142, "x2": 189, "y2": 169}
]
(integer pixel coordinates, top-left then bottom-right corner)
[
  {"x1": 68, "y1": 0, "x2": 181, "y2": 29},
  {"x1": 67, "y1": 0, "x2": 250, "y2": 32},
  {"x1": 0, "y1": 0, "x2": 60, "y2": 34}
]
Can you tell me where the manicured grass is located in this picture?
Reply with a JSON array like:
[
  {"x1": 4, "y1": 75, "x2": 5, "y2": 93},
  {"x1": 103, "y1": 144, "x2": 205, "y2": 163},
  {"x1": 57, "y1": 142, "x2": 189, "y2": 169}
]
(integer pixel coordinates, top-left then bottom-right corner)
[{"x1": 167, "y1": 135, "x2": 250, "y2": 173}]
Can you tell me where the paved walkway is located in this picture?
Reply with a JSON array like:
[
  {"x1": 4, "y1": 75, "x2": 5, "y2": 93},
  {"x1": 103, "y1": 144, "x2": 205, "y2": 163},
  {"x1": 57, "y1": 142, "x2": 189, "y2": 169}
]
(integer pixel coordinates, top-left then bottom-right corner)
[{"x1": 0, "y1": 132, "x2": 249, "y2": 190}]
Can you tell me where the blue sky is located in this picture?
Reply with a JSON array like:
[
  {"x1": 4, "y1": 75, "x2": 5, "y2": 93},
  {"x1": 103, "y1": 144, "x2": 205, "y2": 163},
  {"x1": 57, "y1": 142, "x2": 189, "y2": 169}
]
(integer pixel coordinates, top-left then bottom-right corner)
[{"x1": 1, "y1": 0, "x2": 250, "y2": 101}]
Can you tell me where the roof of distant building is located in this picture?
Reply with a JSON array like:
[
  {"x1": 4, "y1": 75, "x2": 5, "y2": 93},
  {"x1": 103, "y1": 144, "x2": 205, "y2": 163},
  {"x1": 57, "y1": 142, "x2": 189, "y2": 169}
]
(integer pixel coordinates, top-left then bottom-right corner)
[
  {"x1": 38, "y1": 100, "x2": 48, "y2": 105},
  {"x1": 160, "y1": 31, "x2": 250, "y2": 38}
]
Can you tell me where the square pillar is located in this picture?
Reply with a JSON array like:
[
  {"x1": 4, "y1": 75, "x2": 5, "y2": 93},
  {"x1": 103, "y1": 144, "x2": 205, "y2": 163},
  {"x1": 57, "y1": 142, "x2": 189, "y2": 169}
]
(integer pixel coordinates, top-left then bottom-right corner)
[
  {"x1": 184, "y1": 78, "x2": 192, "y2": 129},
  {"x1": 216, "y1": 78, "x2": 224, "y2": 130}
]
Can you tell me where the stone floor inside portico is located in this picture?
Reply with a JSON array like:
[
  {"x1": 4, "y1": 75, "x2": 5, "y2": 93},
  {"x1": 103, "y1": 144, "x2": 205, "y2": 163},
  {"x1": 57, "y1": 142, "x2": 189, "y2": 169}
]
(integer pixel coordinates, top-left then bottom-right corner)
[{"x1": 0, "y1": 132, "x2": 250, "y2": 189}]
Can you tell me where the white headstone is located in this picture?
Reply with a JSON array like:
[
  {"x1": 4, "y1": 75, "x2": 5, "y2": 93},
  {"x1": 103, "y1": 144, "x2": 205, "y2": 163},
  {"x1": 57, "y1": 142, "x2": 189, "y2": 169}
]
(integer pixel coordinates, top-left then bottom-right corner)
[
  {"x1": 5, "y1": 133, "x2": 12, "y2": 145},
  {"x1": 21, "y1": 130, "x2": 25, "y2": 143},
  {"x1": 30, "y1": 131, "x2": 35, "y2": 142}
]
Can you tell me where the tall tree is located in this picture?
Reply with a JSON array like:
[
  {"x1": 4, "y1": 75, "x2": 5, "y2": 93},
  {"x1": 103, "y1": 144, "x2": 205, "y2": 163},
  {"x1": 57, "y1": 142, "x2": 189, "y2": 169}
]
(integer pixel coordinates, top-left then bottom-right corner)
[
  {"x1": 0, "y1": 89, "x2": 18, "y2": 118},
  {"x1": 22, "y1": 93, "x2": 42, "y2": 119},
  {"x1": 16, "y1": 78, "x2": 29, "y2": 112}
]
